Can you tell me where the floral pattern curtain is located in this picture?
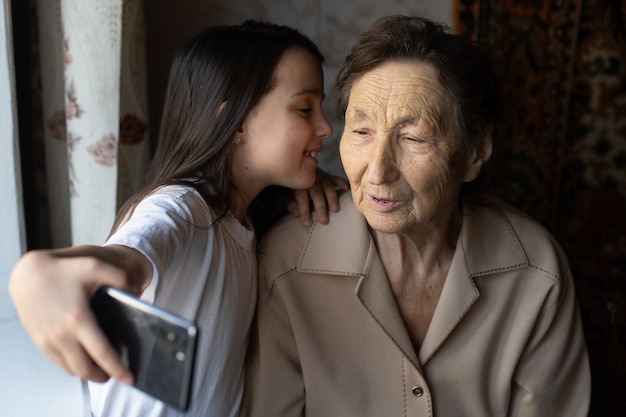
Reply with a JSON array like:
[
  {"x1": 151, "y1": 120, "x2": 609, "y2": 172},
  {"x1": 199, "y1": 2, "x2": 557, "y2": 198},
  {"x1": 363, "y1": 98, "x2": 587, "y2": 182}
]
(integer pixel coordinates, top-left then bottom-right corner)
[{"x1": 36, "y1": 0, "x2": 149, "y2": 247}]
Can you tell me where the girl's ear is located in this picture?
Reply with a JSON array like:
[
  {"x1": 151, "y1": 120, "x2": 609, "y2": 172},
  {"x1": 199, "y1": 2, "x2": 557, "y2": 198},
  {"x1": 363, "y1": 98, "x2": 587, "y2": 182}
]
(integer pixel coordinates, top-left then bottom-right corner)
[
  {"x1": 463, "y1": 126, "x2": 493, "y2": 183},
  {"x1": 217, "y1": 101, "x2": 227, "y2": 117},
  {"x1": 219, "y1": 101, "x2": 247, "y2": 135}
]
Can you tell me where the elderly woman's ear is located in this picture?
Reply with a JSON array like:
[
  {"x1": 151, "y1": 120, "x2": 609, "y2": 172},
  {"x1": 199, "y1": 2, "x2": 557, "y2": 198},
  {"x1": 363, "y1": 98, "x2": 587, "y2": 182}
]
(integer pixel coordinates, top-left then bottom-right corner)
[{"x1": 463, "y1": 126, "x2": 494, "y2": 183}]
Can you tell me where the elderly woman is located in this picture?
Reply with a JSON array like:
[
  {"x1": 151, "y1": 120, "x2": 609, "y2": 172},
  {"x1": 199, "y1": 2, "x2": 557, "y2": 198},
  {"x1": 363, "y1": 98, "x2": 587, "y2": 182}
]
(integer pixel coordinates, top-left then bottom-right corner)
[{"x1": 241, "y1": 15, "x2": 590, "y2": 417}]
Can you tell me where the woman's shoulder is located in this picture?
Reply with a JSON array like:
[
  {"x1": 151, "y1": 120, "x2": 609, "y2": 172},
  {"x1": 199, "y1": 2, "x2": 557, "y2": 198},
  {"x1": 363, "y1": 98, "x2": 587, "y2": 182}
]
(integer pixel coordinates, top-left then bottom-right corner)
[
  {"x1": 472, "y1": 197, "x2": 570, "y2": 282},
  {"x1": 258, "y1": 192, "x2": 359, "y2": 251},
  {"x1": 481, "y1": 198, "x2": 557, "y2": 246}
]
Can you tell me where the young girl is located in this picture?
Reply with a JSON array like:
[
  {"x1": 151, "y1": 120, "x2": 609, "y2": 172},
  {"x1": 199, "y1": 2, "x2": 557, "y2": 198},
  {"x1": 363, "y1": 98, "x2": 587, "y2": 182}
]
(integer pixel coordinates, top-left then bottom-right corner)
[{"x1": 9, "y1": 20, "x2": 344, "y2": 417}]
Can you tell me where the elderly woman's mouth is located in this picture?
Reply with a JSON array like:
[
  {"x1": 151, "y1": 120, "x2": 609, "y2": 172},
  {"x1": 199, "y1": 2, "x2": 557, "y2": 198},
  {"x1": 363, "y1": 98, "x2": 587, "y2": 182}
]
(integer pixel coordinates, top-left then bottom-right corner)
[{"x1": 367, "y1": 194, "x2": 398, "y2": 210}]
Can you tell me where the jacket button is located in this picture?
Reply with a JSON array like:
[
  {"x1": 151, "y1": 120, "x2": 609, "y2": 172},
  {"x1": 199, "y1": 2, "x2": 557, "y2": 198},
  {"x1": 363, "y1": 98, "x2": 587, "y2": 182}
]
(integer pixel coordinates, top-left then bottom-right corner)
[{"x1": 411, "y1": 386, "x2": 424, "y2": 397}]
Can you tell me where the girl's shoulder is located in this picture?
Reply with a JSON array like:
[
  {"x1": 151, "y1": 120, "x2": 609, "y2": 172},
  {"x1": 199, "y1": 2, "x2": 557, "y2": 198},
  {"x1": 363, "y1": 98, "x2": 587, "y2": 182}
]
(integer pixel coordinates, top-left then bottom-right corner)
[{"x1": 139, "y1": 183, "x2": 215, "y2": 227}]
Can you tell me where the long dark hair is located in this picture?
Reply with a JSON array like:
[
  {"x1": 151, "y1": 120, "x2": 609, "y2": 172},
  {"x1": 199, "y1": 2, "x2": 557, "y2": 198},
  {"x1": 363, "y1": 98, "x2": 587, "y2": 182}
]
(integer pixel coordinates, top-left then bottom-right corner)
[
  {"x1": 336, "y1": 15, "x2": 503, "y2": 207},
  {"x1": 111, "y1": 20, "x2": 324, "y2": 232}
]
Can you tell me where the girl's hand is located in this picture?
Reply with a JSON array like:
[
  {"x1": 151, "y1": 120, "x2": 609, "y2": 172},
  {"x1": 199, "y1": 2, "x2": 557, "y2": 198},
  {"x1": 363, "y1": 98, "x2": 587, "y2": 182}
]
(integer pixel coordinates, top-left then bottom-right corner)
[
  {"x1": 8, "y1": 245, "x2": 150, "y2": 385},
  {"x1": 289, "y1": 168, "x2": 349, "y2": 226}
]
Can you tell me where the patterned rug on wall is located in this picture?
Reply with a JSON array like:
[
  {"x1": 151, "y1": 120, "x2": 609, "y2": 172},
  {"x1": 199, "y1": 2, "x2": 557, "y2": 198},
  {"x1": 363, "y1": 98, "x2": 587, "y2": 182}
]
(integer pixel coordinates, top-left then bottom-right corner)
[{"x1": 454, "y1": 0, "x2": 626, "y2": 415}]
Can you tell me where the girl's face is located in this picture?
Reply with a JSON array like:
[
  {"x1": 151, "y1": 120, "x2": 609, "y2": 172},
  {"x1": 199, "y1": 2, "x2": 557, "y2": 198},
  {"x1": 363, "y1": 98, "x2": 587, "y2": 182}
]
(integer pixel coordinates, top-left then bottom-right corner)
[{"x1": 232, "y1": 48, "x2": 332, "y2": 200}]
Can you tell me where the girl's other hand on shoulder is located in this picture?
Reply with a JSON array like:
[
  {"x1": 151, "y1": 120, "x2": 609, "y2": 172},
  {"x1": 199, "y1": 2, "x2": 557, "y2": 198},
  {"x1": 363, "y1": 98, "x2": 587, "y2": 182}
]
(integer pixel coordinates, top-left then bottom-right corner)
[{"x1": 288, "y1": 167, "x2": 349, "y2": 226}]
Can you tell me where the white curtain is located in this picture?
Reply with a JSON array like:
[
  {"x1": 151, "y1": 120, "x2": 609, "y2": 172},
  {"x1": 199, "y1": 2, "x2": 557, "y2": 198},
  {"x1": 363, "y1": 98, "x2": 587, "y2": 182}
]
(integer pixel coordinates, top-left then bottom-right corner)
[{"x1": 36, "y1": 0, "x2": 149, "y2": 247}]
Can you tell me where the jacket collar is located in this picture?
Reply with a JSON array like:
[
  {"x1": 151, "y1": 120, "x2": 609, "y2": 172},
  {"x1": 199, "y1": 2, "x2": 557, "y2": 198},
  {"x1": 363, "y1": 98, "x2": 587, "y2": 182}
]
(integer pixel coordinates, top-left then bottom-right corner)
[
  {"x1": 419, "y1": 200, "x2": 531, "y2": 362},
  {"x1": 298, "y1": 194, "x2": 528, "y2": 279},
  {"x1": 298, "y1": 192, "x2": 374, "y2": 276},
  {"x1": 298, "y1": 193, "x2": 420, "y2": 365},
  {"x1": 298, "y1": 194, "x2": 529, "y2": 365},
  {"x1": 459, "y1": 200, "x2": 530, "y2": 276}
]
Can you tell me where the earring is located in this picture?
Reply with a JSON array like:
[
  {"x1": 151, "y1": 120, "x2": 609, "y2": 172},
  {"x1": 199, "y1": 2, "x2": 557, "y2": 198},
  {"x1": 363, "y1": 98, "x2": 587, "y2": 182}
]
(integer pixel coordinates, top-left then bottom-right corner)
[{"x1": 236, "y1": 137, "x2": 244, "y2": 144}]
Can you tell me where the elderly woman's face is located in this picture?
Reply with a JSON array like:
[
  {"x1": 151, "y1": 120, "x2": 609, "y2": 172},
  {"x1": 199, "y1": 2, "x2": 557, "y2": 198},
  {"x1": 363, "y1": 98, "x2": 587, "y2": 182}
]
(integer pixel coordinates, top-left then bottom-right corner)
[{"x1": 340, "y1": 61, "x2": 484, "y2": 235}]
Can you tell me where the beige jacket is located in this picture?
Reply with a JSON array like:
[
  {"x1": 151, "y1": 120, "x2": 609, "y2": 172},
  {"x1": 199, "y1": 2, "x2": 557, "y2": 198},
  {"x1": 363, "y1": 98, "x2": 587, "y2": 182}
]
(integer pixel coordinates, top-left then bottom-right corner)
[{"x1": 242, "y1": 193, "x2": 590, "y2": 417}]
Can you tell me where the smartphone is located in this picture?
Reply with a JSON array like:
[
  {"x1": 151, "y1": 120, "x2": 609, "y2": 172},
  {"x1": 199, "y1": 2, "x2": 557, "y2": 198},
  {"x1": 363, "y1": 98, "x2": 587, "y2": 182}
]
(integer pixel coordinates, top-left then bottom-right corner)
[{"x1": 90, "y1": 286, "x2": 198, "y2": 410}]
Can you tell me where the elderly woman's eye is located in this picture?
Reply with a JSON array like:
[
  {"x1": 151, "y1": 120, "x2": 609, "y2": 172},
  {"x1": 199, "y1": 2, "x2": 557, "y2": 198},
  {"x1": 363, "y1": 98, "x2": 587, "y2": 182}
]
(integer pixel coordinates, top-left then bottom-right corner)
[{"x1": 403, "y1": 135, "x2": 424, "y2": 143}]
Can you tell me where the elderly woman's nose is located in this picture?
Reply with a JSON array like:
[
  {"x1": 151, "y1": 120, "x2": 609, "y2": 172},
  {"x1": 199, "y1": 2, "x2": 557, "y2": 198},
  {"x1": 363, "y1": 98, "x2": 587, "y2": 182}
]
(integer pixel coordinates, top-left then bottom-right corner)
[{"x1": 366, "y1": 139, "x2": 400, "y2": 184}]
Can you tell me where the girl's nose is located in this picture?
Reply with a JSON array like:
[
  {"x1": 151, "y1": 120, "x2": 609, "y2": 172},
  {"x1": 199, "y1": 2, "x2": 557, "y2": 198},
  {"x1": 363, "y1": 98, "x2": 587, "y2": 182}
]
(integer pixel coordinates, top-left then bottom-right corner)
[{"x1": 318, "y1": 115, "x2": 332, "y2": 140}]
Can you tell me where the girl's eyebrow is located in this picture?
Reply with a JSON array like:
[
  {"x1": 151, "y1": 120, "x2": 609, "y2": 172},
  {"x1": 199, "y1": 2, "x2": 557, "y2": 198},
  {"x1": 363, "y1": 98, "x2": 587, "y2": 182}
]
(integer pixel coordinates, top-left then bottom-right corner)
[{"x1": 290, "y1": 88, "x2": 324, "y2": 98}]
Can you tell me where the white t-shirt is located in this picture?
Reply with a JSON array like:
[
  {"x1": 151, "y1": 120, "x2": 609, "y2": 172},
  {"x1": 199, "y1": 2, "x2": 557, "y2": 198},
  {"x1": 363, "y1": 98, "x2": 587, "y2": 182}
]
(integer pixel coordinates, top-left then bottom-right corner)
[{"x1": 89, "y1": 184, "x2": 257, "y2": 417}]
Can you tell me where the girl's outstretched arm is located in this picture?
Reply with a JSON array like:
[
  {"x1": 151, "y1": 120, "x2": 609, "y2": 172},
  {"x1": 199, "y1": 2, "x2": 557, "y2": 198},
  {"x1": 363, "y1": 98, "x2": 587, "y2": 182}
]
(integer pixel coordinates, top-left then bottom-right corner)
[{"x1": 8, "y1": 244, "x2": 151, "y2": 385}]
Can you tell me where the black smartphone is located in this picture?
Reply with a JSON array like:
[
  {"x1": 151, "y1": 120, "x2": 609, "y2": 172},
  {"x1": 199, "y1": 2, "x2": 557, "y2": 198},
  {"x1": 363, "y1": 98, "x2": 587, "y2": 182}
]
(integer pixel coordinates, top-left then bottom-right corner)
[{"x1": 90, "y1": 286, "x2": 198, "y2": 411}]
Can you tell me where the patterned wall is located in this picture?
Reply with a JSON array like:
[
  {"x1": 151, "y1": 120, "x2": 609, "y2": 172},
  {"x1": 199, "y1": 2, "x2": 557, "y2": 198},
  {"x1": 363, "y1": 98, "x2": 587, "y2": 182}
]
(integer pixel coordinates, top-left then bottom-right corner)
[{"x1": 456, "y1": 1, "x2": 626, "y2": 415}]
